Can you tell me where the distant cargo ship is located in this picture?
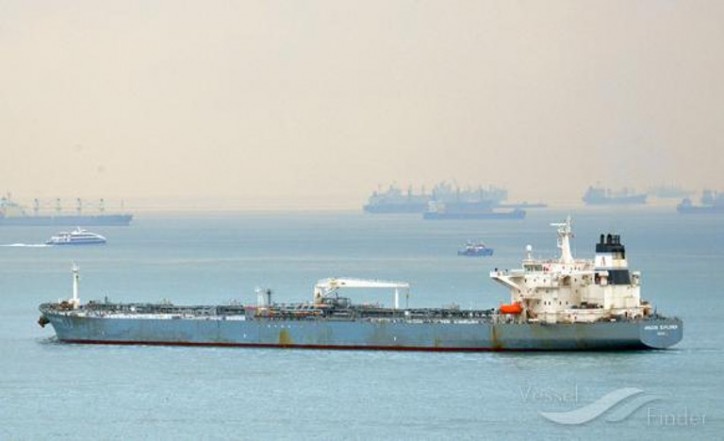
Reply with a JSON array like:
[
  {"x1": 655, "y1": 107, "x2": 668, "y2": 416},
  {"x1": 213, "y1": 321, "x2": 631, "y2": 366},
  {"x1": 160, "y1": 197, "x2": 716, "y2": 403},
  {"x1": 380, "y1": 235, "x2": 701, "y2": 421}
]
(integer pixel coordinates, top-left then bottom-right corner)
[
  {"x1": 582, "y1": 186, "x2": 647, "y2": 206},
  {"x1": 362, "y1": 185, "x2": 430, "y2": 213},
  {"x1": 677, "y1": 190, "x2": 724, "y2": 214},
  {"x1": 0, "y1": 195, "x2": 132, "y2": 226},
  {"x1": 38, "y1": 218, "x2": 682, "y2": 350},
  {"x1": 364, "y1": 182, "x2": 544, "y2": 214}
]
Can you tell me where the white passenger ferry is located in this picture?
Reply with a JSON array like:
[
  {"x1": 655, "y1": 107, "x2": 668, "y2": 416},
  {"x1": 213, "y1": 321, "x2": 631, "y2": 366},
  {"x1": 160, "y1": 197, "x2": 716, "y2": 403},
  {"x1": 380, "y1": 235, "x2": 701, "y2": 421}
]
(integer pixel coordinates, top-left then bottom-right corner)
[{"x1": 46, "y1": 227, "x2": 106, "y2": 245}]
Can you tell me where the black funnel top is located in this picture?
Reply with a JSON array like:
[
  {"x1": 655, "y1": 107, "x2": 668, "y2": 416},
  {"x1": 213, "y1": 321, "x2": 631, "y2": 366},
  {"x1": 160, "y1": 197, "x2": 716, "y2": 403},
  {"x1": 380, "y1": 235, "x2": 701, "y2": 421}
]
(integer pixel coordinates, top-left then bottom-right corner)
[{"x1": 596, "y1": 234, "x2": 626, "y2": 257}]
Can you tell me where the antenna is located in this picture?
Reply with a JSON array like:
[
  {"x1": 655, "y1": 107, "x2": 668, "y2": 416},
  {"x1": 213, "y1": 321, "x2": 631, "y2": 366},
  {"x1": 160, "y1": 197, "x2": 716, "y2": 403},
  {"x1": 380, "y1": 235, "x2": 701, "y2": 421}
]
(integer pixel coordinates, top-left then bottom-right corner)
[{"x1": 550, "y1": 216, "x2": 574, "y2": 264}]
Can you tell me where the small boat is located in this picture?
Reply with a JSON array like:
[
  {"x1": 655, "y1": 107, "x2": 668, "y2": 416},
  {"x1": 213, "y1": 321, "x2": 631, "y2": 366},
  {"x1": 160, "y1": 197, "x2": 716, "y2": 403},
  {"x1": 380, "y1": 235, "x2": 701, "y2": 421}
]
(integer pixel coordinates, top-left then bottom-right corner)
[
  {"x1": 46, "y1": 227, "x2": 106, "y2": 245},
  {"x1": 457, "y1": 241, "x2": 494, "y2": 256}
]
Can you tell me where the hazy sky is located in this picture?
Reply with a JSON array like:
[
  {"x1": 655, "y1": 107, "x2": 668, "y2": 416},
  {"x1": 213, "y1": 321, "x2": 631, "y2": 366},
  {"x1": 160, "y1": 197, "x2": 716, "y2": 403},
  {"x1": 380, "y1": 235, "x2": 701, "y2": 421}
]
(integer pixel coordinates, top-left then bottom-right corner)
[{"x1": 1, "y1": 1, "x2": 723, "y2": 209}]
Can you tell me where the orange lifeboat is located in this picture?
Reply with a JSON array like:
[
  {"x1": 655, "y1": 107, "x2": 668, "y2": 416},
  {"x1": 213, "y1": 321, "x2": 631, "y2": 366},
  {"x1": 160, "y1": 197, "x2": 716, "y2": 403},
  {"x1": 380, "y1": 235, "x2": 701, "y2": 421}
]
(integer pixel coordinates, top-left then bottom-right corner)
[{"x1": 500, "y1": 302, "x2": 523, "y2": 315}]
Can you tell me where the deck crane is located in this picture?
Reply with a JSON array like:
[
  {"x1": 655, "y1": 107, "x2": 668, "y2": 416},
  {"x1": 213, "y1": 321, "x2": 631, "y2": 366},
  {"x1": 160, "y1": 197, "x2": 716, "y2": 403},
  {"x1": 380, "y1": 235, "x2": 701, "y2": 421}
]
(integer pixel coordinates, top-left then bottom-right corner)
[{"x1": 313, "y1": 278, "x2": 410, "y2": 310}]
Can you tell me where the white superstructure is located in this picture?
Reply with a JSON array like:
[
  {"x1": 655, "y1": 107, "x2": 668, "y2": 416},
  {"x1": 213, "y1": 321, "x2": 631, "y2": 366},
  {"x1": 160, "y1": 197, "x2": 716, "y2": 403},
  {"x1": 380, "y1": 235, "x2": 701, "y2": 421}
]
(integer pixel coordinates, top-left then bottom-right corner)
[{"x1": 490, "y1": 217, "x2": 651, "y2": 324}]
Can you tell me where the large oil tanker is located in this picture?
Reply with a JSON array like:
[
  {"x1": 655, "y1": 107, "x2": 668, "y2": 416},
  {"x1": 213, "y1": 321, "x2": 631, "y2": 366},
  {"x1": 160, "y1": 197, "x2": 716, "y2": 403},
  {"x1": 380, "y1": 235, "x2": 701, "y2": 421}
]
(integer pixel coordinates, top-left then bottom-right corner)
[
  {"x1": 38, "y1": 219, "x2": 682, "y2": 351},
  {"x1": 363, "y1": 182, "x2": 509, "y2": 214},
  {"x1": 363, "y1": 182, "x2": 545, "y2": 215}
]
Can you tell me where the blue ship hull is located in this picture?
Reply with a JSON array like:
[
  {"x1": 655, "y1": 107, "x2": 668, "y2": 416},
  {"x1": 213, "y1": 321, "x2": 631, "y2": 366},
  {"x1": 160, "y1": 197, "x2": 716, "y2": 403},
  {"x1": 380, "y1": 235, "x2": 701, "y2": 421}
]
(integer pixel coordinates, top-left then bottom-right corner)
[
  {"x1": 583, "y1": 196, "x2": 647, "y2": 206},
  {"x1": 47, "y1": 240, "x2": 106, "y2": 246},
  {"x1": 458, "y1": 249, "x2": 494, "y2": 256},
  {"x1": 39, "y1": 305, "x2": 682, "y2": 351},
  {"x1": 363, "y1": 203, "x2": 428, "y2": 214},
  {"x1": 424, "y1": 209, "x2": 525, "y2": 220}
]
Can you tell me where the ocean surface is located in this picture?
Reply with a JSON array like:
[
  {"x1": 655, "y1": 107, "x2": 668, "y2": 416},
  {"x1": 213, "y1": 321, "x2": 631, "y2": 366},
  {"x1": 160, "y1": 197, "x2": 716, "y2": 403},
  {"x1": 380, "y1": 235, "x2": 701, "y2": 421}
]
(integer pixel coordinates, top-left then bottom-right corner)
[{"x1": 0, "y1": 209, "x2": 721, "y2": 440}]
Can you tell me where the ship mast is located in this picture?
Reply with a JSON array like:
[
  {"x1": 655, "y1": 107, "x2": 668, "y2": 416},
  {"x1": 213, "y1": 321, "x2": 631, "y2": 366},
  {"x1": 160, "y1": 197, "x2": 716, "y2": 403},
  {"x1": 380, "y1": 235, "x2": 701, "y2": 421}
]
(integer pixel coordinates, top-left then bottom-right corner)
[
  {"x1": 551, "y1": 216, "x2": 574, "y2": 264},
  {"x1": 71, "y1": 263, "x2": 80, "y2": 309}
]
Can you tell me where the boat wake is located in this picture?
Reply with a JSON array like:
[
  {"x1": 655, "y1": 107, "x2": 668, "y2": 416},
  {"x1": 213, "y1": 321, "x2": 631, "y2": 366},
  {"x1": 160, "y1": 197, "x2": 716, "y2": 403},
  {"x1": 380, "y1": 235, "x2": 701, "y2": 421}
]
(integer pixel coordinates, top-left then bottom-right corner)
[{"x1": 0, "y1": 243, "x2": 51, "y2": 248}]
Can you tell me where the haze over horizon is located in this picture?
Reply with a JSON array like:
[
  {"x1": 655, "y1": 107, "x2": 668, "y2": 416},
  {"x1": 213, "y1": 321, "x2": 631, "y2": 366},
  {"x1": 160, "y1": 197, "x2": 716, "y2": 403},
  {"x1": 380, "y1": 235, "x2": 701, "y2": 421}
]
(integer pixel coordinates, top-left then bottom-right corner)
[{"x1": 2, "y1": 1, "x2": 723, "y2": 210}]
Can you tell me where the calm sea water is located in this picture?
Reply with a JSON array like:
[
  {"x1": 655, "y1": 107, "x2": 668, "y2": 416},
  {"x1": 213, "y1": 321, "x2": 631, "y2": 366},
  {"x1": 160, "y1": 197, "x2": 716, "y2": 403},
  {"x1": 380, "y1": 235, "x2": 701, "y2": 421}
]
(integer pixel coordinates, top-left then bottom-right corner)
[{"x1": 0, "y1": 209, "x2": 721, "y2": 440}]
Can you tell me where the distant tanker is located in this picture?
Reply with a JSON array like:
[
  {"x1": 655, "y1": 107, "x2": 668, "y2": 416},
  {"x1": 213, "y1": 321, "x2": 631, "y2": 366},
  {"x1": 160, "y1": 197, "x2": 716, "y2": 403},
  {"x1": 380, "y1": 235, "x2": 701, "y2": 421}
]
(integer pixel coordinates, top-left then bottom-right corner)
[
  {"x1": 364, "y1": 182, "x2": 545, "y2": 216},
  {"x1": 582, "y1": 186, "x2": 647, "y2": 206}
]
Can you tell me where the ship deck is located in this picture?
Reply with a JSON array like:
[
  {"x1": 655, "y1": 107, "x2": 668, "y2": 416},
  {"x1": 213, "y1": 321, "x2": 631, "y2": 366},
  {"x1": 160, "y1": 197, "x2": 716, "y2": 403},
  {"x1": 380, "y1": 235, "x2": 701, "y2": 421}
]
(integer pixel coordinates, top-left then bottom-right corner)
[{"x1": 40, "y1": 301, "x2": 498, "y2": 323}]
